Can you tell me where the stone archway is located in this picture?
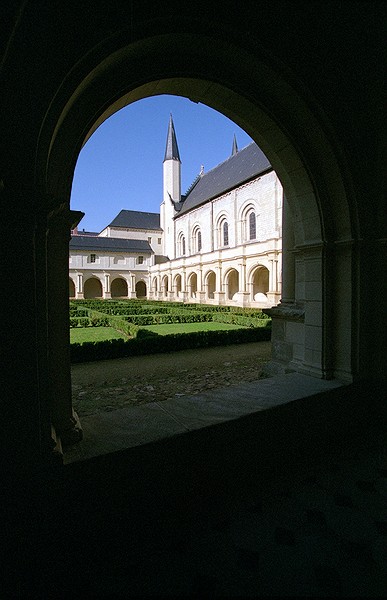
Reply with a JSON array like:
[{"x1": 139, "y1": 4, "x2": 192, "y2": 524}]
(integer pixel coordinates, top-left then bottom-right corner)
[
  {"x1": 174, "y1": 274, "x2": 182, "y2": 298},
  {"x1": 111, "y1": 277, "x2": 128, "y2": 298},
  {"x1": 162, "y1": 275, "x2": 168, "y2": 297},
  {"x1": 34, "y1": 29, "x2": 362, "y2": 454},
  {"x1": 206, "y1": 270, "x2": 216, "y2": 300},
  {"x1": 251, "y1": 266, "x2": 269, "y2": 303},
  {"x1": 136, "y1": 280, "x2": 147, "y2": 298},
  {"x1": 188, "y1": 272, "x2": 197, "y2": 299},
  {"x1": 84, "y1": 277, "x2": 102, "y2": 299},
  {"x1": 226, "y1": 269, "x2": 239, "y2": 301},
  {"x1": 69, "y1": 278, "x2": 76, "y2": 298}
]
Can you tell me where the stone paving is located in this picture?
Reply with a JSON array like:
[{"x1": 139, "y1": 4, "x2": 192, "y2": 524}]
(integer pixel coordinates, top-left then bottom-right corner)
[
  {"x1": 111, "y1": 445, "x2": 385, "y2": 598},
  {"x1": 61, "y1": 373, "x2": 386, "y2": 597}
]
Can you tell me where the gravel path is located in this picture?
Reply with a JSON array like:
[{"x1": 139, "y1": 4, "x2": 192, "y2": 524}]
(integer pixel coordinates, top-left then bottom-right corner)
[{"x1": 71, "y1": 341, "x2": 272, "y2": 416}]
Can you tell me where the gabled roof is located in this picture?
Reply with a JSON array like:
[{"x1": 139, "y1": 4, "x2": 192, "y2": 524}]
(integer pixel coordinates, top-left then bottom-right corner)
[
  {"x1": 107, "y1": 210, "x2": 161, "y2": 230},
  {"x1": 70, "y1": 236, "x2": 153, "y2": 253},
  {"x1": 176, "y1": 142, "x2": 271, "y2": 216}
]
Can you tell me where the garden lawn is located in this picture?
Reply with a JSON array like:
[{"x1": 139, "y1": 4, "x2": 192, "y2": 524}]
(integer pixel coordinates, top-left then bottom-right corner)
[
  {"x1": 70, "y1": 327, "x2": 128, "y2": 344},
  {"x1": 141, "y1": 322, "x2": 247, "y2": 335}
]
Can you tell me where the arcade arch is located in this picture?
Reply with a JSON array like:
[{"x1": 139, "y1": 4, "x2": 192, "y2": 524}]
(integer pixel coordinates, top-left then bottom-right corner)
[
  {"x1": 205, "y1": 270, "x2": 216, "y2": 300},
  {"x1": 84, "y1": 277, "x2": 103, "y2": 299},
  {"x1": 187, "y1": 272, "x2": 198, "y2": 299},
  {"x1": 174, "y1": 274, "x2": 182, "y2": 298},
  {"x1": 111, "y1": 277, "x2": 128, "y2": 298},
  {"x1": 225, "y1": 268, "x2": 239, "y2": 301},
  {"x1": 69, "y1": 278, "x2": 75, "y2": 298},
  {"x1": 251, "y1": 265, "x2": 269, "y2": 303},
  {"x1": 136, "y1": 280, "x2": 147, "y2": 298},
  {"x1": 161, "y1": 275, "x2": 169, "y2": 297}
]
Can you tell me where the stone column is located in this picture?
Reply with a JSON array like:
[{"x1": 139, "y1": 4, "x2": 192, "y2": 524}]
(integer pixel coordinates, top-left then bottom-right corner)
[
  {"x1": 103, "y1": 273, "x2": 111, "y2": 299},
  {"x1": 46, "y1": 204, "x2": 83, "y2": 446},
  {"x1": 76, "y1": 272, "x2": 84, "y2": 299},
  {"x1": 238, "y1": 259, "x2": 249, "y2": 305},
  {"x1": 214, "y1": 262, "x2": 225, "y2": 304},
  {"x1": 196, "y1": 267, "x2": 205, "y2": 303}
]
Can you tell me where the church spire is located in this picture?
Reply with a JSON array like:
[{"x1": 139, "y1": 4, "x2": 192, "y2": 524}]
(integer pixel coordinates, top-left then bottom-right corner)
[
  {"x1": 164, "y1": 114, "x2": 181, "y2": 162},
  {"x1": 231, "y1": 134, "x2": 239, "y2": 156}
]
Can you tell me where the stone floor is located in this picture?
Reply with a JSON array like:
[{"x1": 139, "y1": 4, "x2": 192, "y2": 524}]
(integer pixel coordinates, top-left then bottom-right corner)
[
  {"x1": 5, "y1": 375, "x2": 384, "y2": 598},
  {"x1": 69, "y1": 444, "x2": 384, "y2": 598},
  {"x1": 57, "y1": 374, "x2": 386, "y2": 597},
  {"x1": 64, "y1": 373, "x2": 343, "y2": 463}
]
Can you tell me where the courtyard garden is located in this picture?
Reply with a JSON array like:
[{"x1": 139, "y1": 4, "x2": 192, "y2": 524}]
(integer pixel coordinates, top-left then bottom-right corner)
[{"x1": 69, "y1": 299, "x2": 271, "y2": 363}]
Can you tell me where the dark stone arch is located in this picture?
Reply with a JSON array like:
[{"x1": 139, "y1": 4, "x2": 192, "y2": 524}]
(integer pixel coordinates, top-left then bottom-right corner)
[
  {"x1": 111, "y1": 277, "x2": 128, "y2": 298},
  {"x1": 84, "y1": 277, "x2": 102, "y2": 299},
  {"x1": 136, "y1": 280, "x2": 147, "y2": 298},
  {"x1": 69, "y1": 278, "x2": 75, "y2": 298}
]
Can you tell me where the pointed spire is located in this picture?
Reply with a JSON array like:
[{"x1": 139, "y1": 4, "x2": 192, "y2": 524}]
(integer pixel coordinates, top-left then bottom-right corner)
[
  {"x1": 164, "y1": 114, "x2": 181, "y2": 162},
  {"x1": 231, "y1": 134, "x2": 238, "y2": 156}
]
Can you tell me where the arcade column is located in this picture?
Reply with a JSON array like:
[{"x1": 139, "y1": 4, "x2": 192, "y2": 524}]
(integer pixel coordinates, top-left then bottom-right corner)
[{"x1": 46, "y1": 205, "x2": 83, "y2": 448}]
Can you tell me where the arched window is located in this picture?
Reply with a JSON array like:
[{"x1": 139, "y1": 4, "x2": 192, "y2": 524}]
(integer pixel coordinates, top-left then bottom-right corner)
[
  {"x1": 249, "y1": 211, "x2": 256, "y2": 240},
  {"x1": 216, "y1": 215, "x2": 229, "y2": 248},
  {"x1": 177, "y1": 232, "x2": 186, "y2": 256},
  {"x1": 241, "y1": 205, "x2": 257, "y2": 242},
  {"x1": 223, "y1": 221, "x2": 229, "y2": 246},
  {"x1": 192, "y1": 226, "x2": 202, "y2": 253}
]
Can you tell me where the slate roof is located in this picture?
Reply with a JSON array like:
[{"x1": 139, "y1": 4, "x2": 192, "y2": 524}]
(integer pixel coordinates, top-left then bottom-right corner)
[
  {"x1": 176, "y1": 142, "x2": 271, "y2": 216},
  {"x1": 70, "y1": 236, "x2": 153, "y2": 253},
  {"x1": 164, "y1": 114, "x2": 181, "y2": 162},
  {"x1": 107, "y1": 210, "x2": 161, "y2": 230}
]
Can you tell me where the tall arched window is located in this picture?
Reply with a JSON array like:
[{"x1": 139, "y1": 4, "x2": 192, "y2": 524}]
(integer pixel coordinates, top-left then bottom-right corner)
[
  {"x1": 177, "y1": 232, "x2": 186, "y2": 256},
  {"x1": 223, "y1": 221, "x2": 229, "y2": 246},
  {"x1": 197, "y1": 230, "x2": 202, "y2": 252},
  {"x1": 241, "y1": 205, "x2": 257, "y2": 242},
  {"x1": 249, "y1": 211, "x2": 256, "y2": 240},
  {"x1": 216, "y1": 215, "x2": 229, "y2": 248},
  {"x1": 192, "y1": 226, "x2": 202, "y2": 253}
]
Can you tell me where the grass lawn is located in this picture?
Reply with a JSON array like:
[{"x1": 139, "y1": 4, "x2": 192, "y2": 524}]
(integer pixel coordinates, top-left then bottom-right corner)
[
  {"x1": 141, "y1": 322, "x2": 247, "y2": 336},
  {"x1": 70, "y1": 327, "x2": 128, "y2": 344}
]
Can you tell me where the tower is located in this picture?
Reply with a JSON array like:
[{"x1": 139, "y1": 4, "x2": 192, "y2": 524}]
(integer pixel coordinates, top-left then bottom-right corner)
[{"x1": 161, "y1": 114, "x2": 181, "y2": 259}]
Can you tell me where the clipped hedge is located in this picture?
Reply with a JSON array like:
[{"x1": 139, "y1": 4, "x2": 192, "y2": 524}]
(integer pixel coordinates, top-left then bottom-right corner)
[
  {"x1": 123, "y1": 311, "x2": 215, "y2": 326},
  {"x1": 70, "y1": 326, "x2": 271, "y2": 363}
]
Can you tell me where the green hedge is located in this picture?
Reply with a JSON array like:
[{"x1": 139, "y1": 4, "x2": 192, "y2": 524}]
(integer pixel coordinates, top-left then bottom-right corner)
[{"x1": 70, "y1": 326, "x2": 271, "y2": 363}]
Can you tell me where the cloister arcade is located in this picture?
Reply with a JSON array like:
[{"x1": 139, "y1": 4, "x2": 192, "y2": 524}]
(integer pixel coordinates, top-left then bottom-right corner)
[
  {"x1": 69, "y1": 273, "x2": 148, "y2": 299},
  {"x1": 147, "y1": 262, "x2": 274, "y2": 307}
]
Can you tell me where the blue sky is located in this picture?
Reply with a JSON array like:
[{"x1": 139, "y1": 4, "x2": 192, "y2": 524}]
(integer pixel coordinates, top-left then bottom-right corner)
[{"x1": 70, "y1": 95, "x2": 253, "y2": 233}]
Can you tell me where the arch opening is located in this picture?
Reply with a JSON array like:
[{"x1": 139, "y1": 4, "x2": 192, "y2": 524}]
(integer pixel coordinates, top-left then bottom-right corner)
[
  {"x1": 251, "y1": 266, "x2": 269, "y2": 303},
  {"x1": 226, "y1": 269, "x2": 239, "y2": 301},
  {"x1": 111, "y1": 277, "x2": 128, "y2": 298},
  {"x1": 206, "y1": 270, "x2": 216, "y2": 300},
  {"x1": 69, "y1": 278, "x2": 76, "y2": 298},
  {"x1": 37, "y1": 32, "x2": 358, "y2": 457},
  {"x1": 136, "y1": 280, "x2": 147, "y2": 298},
  {"x1": 84, "y1": 277, "x2": 103, "y2": 299}
]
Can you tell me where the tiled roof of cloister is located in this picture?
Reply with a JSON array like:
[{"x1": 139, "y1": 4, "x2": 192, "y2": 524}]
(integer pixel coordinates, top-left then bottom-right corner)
[{"x1": 70, "y1": 235, "x2": 153, "y2": 253}]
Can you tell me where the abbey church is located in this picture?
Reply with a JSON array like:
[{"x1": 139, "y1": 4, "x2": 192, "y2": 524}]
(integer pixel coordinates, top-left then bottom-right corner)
[{"x1": 70, "y1": 115, "x2": 283, "y2": 307}]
